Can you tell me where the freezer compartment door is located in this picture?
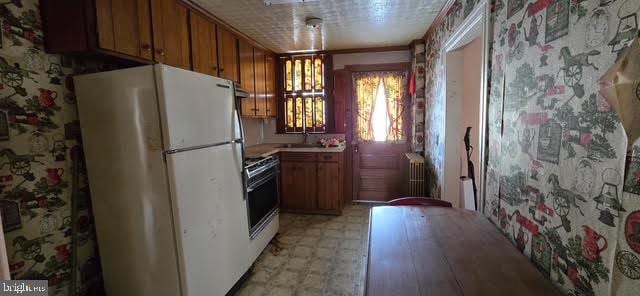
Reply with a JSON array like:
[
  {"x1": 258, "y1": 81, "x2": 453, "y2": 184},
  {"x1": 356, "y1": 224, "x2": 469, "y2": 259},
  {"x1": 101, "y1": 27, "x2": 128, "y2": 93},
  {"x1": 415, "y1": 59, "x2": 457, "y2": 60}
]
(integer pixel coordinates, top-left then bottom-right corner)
[
  {"x1": 155, "y1": 65, "x2": 239, "y2": 151},
  {"x1": 165, "y1": 143, "x2": 250, "y2": 296}
]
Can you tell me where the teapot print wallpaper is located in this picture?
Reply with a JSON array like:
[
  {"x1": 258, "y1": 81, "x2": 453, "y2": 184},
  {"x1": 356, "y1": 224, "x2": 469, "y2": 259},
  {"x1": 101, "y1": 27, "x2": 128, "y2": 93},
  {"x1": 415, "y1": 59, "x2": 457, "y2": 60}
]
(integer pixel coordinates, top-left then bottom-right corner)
[
  {"x1": 418, "y1": 0, "x2": 640, "y2": 295},
  {"x1": 0, "y1": 0, "x2": 109, "y2": 294}
]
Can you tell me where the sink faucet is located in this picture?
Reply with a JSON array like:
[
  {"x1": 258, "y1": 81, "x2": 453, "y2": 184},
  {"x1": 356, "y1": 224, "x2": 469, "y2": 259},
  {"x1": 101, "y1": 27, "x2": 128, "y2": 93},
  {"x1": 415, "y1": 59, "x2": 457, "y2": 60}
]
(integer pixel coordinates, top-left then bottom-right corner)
[{"x1": 302, "y1": 132, "x2": 309, "y2": 145}]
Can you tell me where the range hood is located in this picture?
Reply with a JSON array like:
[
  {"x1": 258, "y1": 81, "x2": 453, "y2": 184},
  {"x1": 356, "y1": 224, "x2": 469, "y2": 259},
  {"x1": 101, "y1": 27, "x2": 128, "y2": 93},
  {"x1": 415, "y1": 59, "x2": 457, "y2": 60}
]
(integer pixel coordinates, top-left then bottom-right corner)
[{"x1": 234, "y1": 84, "x2": 249, "y2": 98}]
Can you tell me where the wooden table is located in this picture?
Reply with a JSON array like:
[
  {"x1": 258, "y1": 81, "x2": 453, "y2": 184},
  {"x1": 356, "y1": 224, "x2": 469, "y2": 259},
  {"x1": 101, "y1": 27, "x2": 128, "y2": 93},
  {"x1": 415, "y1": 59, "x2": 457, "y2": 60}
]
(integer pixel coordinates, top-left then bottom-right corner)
[{"x1": 365, "y1": 206, "x2": 562, "y2": 296}]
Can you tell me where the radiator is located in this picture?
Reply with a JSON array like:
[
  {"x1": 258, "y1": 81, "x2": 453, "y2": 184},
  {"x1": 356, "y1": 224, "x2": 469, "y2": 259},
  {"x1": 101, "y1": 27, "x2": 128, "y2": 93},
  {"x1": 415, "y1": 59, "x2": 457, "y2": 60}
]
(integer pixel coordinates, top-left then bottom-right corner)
[{"x1": 403, "y1": 153, "x2": 425, "y2": 197}]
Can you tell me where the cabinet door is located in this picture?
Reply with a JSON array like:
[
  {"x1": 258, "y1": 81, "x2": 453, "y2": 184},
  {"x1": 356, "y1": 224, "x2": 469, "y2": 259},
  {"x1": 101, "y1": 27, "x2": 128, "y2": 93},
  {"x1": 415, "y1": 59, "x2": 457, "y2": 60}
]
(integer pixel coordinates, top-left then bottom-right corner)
[
  {"x1": 239, "y1": 40, "x2": 255, "y2": 117},
  {"x1": 265, "y1": 54, "x2": 278, "y2": 117},
  {"x1": 317, "y1": 161, "x2": 343, "y2": 211},
  {"x1": 217, "y1": 27, "x2": 239, "y2": 83},
  {"x1": 95, "y1": 0, "x2": 153, "y2": 60},
  {"x1": 150, "y1": 0, "x2": 191, "y2": 69},
  {"x1": 189, "y1": 11, "x2": 218, "y2": 76},
  {"x1": 280, "y1": 162, "x2": 317, "y2": 210},
  {"x1": 254, "y1": 48, "x2": 267, "y2": 117}
]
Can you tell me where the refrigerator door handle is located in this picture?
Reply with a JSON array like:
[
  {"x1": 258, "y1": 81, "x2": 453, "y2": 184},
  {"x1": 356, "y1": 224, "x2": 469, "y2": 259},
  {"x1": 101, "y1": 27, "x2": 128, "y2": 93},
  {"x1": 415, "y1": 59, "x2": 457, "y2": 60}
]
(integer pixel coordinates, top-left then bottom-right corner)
[{"x1": 233, "y1": 86, "x2": 248, "y2": 201}]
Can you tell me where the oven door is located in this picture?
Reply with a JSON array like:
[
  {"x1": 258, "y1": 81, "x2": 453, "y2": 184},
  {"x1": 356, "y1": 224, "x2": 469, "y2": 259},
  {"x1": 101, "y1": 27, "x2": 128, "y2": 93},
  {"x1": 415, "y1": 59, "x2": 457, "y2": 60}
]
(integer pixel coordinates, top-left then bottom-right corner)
[{"x1": 246, "y1": 167, "x2": 279, "y2": 238}]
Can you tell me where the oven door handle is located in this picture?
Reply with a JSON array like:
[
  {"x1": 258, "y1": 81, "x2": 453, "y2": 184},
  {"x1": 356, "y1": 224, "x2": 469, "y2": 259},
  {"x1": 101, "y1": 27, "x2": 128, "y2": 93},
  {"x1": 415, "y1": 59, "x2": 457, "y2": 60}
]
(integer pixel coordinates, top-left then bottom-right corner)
[{"x1": 246, "y1": 170, "x2": 278, "y2": 193}]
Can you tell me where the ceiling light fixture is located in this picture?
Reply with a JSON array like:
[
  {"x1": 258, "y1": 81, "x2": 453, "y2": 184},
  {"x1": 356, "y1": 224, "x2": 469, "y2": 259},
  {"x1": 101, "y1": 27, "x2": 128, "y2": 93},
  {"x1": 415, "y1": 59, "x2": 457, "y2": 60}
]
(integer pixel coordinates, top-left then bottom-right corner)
[
  {"x1": 305, "y1": 17, "x2": 323, "y2": 28},
  {"x1": 264, "y1": 0, "x2": 319, "y2": 6}
]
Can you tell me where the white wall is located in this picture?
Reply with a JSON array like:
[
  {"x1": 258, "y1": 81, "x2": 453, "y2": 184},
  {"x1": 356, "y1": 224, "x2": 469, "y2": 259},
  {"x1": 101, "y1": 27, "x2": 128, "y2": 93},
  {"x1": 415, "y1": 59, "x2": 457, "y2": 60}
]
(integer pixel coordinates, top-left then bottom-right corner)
[
  {"x1": 459, "y1": 38, "x2": 482, "y2": 182},
  {"x1": 444, "y1": 50, "x2": 464, "y2": 208},
  {"x1": 242, "y1": 117, "x2": 264, "y2": 146},
  {"x1": 332, "y1": 50, "x2": 410, "y2": 70},
  {"x1": 444, "y1": 36, "x2": 484, "y2": 208}
]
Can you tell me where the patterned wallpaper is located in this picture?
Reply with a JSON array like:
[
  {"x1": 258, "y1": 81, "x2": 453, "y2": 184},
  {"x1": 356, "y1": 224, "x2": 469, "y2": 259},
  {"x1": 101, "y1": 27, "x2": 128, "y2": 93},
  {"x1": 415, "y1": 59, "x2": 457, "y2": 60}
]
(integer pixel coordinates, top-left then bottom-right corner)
[
  {"x1": 0, "y1": 0, "x2": 109, "y2": 294},
  {"x1": 422, "y1": 0, "x2": 640, "y2": 294},
  {"x1": 411, "y1": 41, "x2": 426, "y2": 154}
]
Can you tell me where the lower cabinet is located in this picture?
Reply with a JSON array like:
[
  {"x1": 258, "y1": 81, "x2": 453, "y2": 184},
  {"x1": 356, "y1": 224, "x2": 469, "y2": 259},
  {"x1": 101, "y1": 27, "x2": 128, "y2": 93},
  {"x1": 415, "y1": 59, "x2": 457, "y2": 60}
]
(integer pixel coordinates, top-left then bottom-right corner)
[
  {"x1": 280, "y1": 161, "x2": 317, "y2": 210},
  {"x1": 280, "y1": 152, "x2": 344, "y2": 214}
]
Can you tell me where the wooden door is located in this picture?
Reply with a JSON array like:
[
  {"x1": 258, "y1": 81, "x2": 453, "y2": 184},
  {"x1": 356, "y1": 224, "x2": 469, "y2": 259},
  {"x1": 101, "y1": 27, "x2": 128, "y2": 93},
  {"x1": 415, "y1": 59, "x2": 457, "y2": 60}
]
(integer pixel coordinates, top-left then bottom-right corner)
[
  {"x1": 280, "y1": 162, "x2": 317, "y2": 210},
  {"x1": 317, "y1": 160, "x2": 342, "y2": 211},
  {"x1": 95, "y1": 0, "x2": 153, "y2": 60},
  {"x1": 150, "y1": 0, "x2": 191, "y2": 69},
  {"x1": 348, "y1": 67, "x2": 411, "y2": 201},
  {"x1": 239, "y1": 40, "x2": 255, "y2": 117},
  {"x1": 254, "y1": 48, "x2": 267, "y2": 117},
  {"x1": 217, "y1": 27, "x2": 239, "y2": 83},
  {"x1": 265, "y1": 54, "x2": 278, "y2": 117},
  {"x1": 189, "y1": 11, "x2": 218, "y2": 76}
]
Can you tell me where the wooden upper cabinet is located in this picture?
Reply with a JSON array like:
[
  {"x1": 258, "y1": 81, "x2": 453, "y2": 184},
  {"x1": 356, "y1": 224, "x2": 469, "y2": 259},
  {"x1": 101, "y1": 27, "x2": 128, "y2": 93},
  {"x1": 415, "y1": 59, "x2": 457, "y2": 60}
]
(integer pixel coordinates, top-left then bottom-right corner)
[
  {"x1": 254, "y1": 48, "x2": 267, "y2": 117},
  {"x1": 217, "y1": 26, "x2": 239, "y2": 83},
  {"x1": 239, "y1": 40, "x2": 255, "y2": 116},
  {"x1": 189, "y1": 11, "x2": 218, "y2": 76},
  {"x1": 41, "y1": 0, "x2": 152, "y2": 61},
  {"x1": 265, "y1": 54, "x2": 278, "y2": 118},
  {"x1": 150, "y1": 0, "x2": 191, "y2": 69},
  {"x1": 95, "y1": 0, "x2": 153, "y2": 60}
]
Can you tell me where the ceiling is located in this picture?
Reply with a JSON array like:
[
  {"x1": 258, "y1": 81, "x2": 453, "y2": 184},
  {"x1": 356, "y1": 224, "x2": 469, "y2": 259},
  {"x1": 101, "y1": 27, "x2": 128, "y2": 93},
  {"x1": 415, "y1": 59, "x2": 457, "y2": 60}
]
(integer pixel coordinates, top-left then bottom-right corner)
[{"x1": 190, "y1": 0, "x2": 447, "y2": 53}]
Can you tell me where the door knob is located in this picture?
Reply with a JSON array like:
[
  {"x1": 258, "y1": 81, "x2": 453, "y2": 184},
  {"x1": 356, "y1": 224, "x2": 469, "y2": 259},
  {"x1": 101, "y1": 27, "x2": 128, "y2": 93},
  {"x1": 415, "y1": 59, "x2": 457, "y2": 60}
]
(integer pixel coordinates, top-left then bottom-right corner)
[
  {"x1": 220, "y1": 68, "x2": 225, "y2": 72},
  {"x1": 156, "y1": 49, "x2": 165, "y2": 56}
]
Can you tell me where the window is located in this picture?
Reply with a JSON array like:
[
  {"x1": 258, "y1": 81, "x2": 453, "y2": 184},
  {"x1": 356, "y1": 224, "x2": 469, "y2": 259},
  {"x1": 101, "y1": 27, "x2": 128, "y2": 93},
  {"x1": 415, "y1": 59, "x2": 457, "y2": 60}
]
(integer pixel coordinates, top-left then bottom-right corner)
[
  {"x1": 353, "y1": 71, "x2": 407, "y2": 143},
  {"x1": 282, "y1": 54, "x2": 326, "y2": 133}
]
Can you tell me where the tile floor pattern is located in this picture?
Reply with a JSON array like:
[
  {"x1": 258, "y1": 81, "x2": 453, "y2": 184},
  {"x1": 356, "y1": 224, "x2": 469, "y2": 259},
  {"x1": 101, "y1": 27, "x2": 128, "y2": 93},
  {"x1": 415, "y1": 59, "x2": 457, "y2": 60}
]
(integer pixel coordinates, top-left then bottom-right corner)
[{"x1": 235, "y1": 204, "x2": 372, "y2": 296}]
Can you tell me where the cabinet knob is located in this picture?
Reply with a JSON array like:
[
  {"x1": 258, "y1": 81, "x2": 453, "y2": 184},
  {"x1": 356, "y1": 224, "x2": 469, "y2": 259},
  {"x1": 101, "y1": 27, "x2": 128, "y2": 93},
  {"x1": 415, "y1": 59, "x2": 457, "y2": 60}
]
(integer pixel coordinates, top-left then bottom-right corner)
[
  {"x1": 213, "y1": 66, "x2": 218, "y2": 71},
  {"x1": 156, "y1": 49, "x2": 165, "y2": 56},
  {"x1": 220, "y1": 68, "x2": 225, "y2": 72},
  {"x1": 141, "y1": 44, "x2": 151, "y2": 51}
]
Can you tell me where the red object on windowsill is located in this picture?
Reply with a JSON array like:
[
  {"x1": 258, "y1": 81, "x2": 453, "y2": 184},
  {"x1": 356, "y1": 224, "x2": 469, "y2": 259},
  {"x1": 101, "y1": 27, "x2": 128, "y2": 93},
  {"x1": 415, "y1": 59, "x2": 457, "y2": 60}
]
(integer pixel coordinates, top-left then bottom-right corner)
[{"x1": 387, "y1": 197, "x2": 452, "y2": 207}]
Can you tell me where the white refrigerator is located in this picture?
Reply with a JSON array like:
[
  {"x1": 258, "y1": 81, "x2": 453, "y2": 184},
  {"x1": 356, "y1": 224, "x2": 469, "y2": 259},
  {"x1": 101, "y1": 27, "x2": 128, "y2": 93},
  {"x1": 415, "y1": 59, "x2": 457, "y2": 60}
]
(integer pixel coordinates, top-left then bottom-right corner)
[{"x1": 74, "y1": 65, "x2": 250, "y2": 296}]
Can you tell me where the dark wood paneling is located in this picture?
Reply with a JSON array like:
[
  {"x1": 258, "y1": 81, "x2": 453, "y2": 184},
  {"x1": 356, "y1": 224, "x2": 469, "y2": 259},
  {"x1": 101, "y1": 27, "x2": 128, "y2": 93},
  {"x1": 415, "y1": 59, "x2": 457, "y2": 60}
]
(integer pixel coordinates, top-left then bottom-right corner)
[
  {"x1": 190, "y1": 11, "x2": 218, "y2": 76},
  {"x1": 40, "y1": 0, "x2": 90, "y2": 53},
  {"x1": 109, "y1": 0, "x2": 153, "y2": 60},
  {"x1": 150, "y1": 0, "x2": 191, "y2": 69},
  {"x1": 360, "y1": 155, "x2": 400, "y2": 169},
  {"x1": 217, "y1": 26, "x2": 239, "y2": 83},
  {"x1": 333, "y1": 69, "x2": 347, "y2": 133},
  {"x1": 280, "y1": 152, "x2": 317, "y2": 162},
  {"x1": 239, "y1": 40, "x2": 255, "y2": 116},
  {"x1": 280, "y1": 162, "x2": 317, "y2": 211},
  {"x1": 180, "y1": 0, "x2": 274, "y2": 52},
  {"x1": 254, "y1": 48, "x2": 267, "y2": 117},
  {"x1": 317, "y1": 161, "x2": 343, "y2": 211},
  {"x1": 265, "y1": 53, "x2": 278, "y2": 117}
]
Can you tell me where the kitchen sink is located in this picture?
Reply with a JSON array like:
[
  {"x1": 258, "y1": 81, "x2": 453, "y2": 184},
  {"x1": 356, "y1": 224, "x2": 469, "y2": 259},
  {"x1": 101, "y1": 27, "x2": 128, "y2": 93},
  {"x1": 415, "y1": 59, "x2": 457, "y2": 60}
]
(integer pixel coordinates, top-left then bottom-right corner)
[{"x1": 279, "y1": 143, "x2": 323, "y2": 148}]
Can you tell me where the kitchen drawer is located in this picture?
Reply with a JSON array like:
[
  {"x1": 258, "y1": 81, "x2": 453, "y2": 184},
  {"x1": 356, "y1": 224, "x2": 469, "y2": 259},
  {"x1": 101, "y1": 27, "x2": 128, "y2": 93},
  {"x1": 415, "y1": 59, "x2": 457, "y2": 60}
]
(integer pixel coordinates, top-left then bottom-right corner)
[
  {"x1": 317, "y1": 153, "x2": 342, "y2": 162},
  {"x1": 280, "y1": 152, "x2": 317, "y2": 162}
]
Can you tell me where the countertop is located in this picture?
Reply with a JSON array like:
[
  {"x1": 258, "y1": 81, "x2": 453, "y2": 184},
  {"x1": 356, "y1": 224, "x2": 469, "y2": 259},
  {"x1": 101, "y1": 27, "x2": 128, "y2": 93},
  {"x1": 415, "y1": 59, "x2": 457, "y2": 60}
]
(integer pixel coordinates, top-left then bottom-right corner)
[{"x1": 245, "y1": 143, "x2": 346, "y2": 159}]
